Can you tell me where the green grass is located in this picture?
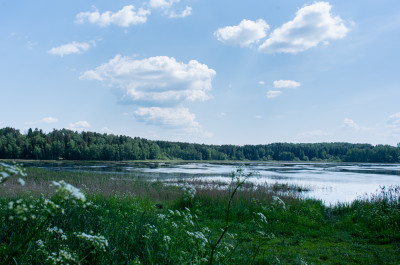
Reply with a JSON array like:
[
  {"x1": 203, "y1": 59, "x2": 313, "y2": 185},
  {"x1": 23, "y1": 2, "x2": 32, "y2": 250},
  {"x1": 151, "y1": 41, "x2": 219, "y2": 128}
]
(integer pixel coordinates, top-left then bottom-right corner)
[{"x1": 0, "y1": 167, "x2": 399, "y2": 264}]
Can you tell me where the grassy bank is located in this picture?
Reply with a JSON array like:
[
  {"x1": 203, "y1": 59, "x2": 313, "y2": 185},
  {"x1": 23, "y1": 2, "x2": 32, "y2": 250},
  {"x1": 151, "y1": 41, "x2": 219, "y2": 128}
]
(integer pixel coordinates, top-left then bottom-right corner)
[{"x1": 0, "y1": 166, "x2": 399, "y2": 264}]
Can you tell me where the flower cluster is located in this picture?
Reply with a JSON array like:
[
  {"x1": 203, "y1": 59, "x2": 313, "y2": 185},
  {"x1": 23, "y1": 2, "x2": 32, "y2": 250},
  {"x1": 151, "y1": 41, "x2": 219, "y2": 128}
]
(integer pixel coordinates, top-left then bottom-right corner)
[
  {"x1": 52, "y1": 180, "x2": 86, "y2": 202},
  {"x1": 8, "y1": 198, "x2": 39, "y2": 221},
  {"x1": 36, "y1": 231, "x2": 77, "y2": 265},
  {"x1": 75, "y1": 232, "x2": 109, "y2": 252},
  {"x1": 0, "y1": 163, "x2": 26, "y2": 184},
  {"x1": 182, "y1": 183, "x2": 196, "y2": 201},
  {"x1": 1, "y1": 164, "x2": 110, "y2": 264},
  {"x1": 47, "y1": 226, "x2": 68, "y2": 240},
  {"x1": 272, "y1": 195, "x2": 286, "y2": 209},
  {"x1": 46, "y1": 249, "x2": 78, "y2": 265},
  {"x1": 255, "y1": 212, "x2": 268, "y2": 224}
]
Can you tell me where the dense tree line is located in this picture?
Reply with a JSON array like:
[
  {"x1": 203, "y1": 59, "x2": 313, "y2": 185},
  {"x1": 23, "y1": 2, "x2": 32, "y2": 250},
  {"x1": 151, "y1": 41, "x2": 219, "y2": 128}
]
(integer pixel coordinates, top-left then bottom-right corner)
[{"x1": 1, "y1": 127, "x2": 399, "y2": 163}]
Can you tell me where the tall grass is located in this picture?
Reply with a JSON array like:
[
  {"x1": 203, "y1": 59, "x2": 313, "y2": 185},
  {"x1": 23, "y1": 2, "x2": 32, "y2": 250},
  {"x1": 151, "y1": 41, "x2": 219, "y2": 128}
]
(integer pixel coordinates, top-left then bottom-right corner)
[{"x1": 0, "y1": 164, "x2": 399, "y2": 264}]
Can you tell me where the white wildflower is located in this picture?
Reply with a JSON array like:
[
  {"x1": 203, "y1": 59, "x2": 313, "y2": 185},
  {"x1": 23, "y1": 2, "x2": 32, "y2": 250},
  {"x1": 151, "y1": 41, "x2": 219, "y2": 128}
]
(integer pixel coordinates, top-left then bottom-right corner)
[
  {"x1": 182, "y1": 183, "x2": 196, "y2": 201},
  {"x1": 272, "y1": 196, "x2": 286, "y2": 209},
  {"x1": 157, "y1": 214, "x2": 166, "y2": 221},
  {"x1": 202, "y1": 227, "x2": 211, "y2": 234},
  {"x1": 52, "y1": 180, "x2": 86, "y2": 202},
  {"x1": 47, "y1": 226, "x2": 64, "y2": 234},
  {"x1": 256, "y1": 212, "x2": 268, "y2": 224},
  {"x1": 47, "y1": 249, "x2": 77, "y2": 264},
  {"x1": 43, "y1": 199, "x2": 63, "y2": 215},
  {"x1": 75, "y1": 232, "x2": 108, "y2": 252},
  {"x1": 17, "y1": 178, "x2": 26, "y2": 186},
  {"x1": 163, "y1": 235, "x2": 171, "y2": 243},
  {"x1": 186, "y1": 231, "x2": 208, "y2": 247},
  {"x1": 36, "y1": 239, "x2": 45, "y2": 248},
  {"x1": 0, "y1": 163, "x2": 26, "y2": 183}
]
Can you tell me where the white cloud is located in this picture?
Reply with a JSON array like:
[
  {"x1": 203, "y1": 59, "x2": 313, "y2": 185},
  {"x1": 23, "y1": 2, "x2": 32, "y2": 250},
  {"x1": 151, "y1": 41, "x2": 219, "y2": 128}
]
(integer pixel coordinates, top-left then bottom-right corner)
[
  {"x1": 148, "y1": 0, "x2": 191, "y2": 19},
  {"x1": 149, "y1": 0, "x2": 179, "y2": 9},
  {"x1": 258, "y1": 81, "x2": 265, "y2": 85},
  {"x1": 342, "y1": 118, "x2": 371, "y2": 131},
  {"x1": 259, "y1": 2, "x2": 348, "y2": 53},
  {"x1": 134, "y1": 107, "x2": 199, "y2": 129},
  {"x1": 40, "y1": 117, "x2": 58, "y2": 124},
  {"x1": 75, "y1": 5, "x2": 150, "y2": 27},
  {"x1": 387, "y1": 112, "x2": 400, "y2": 126},
  {"x1": 168, "y1": 6, "x2": 192, "y2": 18},
  {"x1": 266, "y1": 90, "x2": 282, "y2": 99},
  {"x1": 273, "y1": 79, "x2": 301, "y2": 89},
  {"x1": 48, "y1": 41, "x2": 94, "y2": 56},
  {"x1": 342, "y1": 118, "x2": 359, "y2": 129},
  {"x1": 27, "y1": 41, "x2": 37, "y2": 50},
  {"x1": 25, "y1": 117, "x2": 58, "y2": 125},
  {"x1": 80, "y1": 55, "x2": 216, "y2": 104},
  {"x1": 214, "y1": 19, "x2": 270, "y2": 47},
  {"x1": 69, "y1": 121, "x2": 91, "y2": 129}
]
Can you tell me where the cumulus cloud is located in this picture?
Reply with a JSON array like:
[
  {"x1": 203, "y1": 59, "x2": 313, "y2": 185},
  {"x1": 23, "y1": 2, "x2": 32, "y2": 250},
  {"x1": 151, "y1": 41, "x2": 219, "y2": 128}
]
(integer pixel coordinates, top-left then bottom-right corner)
[
  {"x1": 149, "y1": 0, "x2": 179, "y2": 9},
  {"x1": 342, "y1": 118, "x2": 370, "y2": 131},
  {"x1": 80, "y1": 55, "x2": 216, "y2": 104},
  {"x1": 342, "y1": 118, "x2": 359, "y2": 129},
  {"x1": 40, "y1": 117, "x2": 58, "y2": 123},
  {"x1": 134, "y1": 107, "x2": 199, "y2": 129},
  {"x1": 69, "y1": 121, "x2": 91, "y2": 129},
  {"x1": 75, "y1": 5, "x2": 150, "y2": 27},
  {"x1": 48, "y1": 41, "x2": 94, "y2": 56},
  {"x1": 168, "y1": 6, "x2": 192, "y2": 18},
  {"x1": 273, "y1": 79, "x2": 301, "y2": 89},
  {"x1": 25, "y1": 117, "x2": 59, "y2": 125},
  {"x1": 214, "y1": 19, "x2": 270, "y2": 47},
  {"x1": 148, "y1": 0, "x2": 192, "y2": 18},
  {"x1": 387, "y1": 112, "x2": 400, "y2": 126},
  {"x1": 259, "y1": 2, "x2": 348, "y2": 53},
  {"x1": 266, "y1": 90, "x2": 282, "y2": 99}
]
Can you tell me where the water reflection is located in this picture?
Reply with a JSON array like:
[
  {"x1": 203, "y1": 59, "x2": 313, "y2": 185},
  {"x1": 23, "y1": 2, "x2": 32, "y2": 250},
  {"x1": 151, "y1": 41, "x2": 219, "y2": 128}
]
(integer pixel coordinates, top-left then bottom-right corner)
[{"x1": 22, "y1": 161, "x2": 400, "y2": 205}]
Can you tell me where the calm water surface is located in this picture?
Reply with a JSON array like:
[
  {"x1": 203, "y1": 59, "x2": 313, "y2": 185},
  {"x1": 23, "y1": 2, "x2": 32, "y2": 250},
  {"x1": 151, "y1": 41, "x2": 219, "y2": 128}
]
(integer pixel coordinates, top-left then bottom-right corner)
[{"x1": 24, "y1": 162, "x2": 400, "y2": 205}]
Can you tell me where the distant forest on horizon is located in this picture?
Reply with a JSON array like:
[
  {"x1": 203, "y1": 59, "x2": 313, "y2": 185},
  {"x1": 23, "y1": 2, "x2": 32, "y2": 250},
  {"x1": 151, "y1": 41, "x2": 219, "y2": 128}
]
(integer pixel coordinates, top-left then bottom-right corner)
[{"x1": 1, "y1": 127, "x2": 399, "y2": 163}]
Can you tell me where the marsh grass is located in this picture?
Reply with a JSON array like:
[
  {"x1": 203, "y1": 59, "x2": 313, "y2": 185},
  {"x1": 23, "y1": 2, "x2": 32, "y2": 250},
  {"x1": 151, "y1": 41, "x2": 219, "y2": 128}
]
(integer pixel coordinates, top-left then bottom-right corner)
[{"x1": 0, "y1": 166, "x2": 399, "y2": 264}]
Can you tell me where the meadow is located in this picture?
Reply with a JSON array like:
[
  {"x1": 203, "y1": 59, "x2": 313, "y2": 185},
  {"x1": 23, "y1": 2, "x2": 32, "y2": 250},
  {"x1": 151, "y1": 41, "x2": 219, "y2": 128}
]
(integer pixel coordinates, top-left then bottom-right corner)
[{"x1": 0, "y1": 164, "x2": 399, "y2": 264}]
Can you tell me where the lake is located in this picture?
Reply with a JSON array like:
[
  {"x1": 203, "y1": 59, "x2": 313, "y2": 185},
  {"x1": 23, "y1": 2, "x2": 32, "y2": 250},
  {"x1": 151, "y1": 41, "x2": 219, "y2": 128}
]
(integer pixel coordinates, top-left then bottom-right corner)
[{"x1": 22, "y1": 161, "x2": 400, "y2": 205}]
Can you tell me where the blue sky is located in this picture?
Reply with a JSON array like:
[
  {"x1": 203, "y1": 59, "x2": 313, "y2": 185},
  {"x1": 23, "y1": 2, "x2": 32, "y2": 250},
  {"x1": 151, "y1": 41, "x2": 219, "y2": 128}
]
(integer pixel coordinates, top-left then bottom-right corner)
[{"x1": 1, "y1": 0, "x2": 400, "y2": 145}]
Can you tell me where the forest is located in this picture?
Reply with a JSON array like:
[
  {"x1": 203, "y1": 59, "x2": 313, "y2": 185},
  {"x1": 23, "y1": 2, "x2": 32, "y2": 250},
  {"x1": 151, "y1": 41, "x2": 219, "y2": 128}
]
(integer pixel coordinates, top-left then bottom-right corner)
[{"x1": 0, "y1": 127, "x2": 399, "y2": 163}]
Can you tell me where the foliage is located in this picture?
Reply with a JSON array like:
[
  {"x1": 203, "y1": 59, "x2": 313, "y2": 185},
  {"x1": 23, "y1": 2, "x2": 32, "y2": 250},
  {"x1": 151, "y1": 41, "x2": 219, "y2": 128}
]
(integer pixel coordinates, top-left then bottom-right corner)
[
  {"x1": 1, "y1": 127, "x2": 400, "y2": 162},
  {"x1": 0, "y1": 164, "x2": 400, "y2": 264}
]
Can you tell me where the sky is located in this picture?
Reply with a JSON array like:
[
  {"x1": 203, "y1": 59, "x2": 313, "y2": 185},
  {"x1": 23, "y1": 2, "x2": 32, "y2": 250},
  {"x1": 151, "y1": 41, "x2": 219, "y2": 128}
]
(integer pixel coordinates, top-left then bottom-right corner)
[{"x1": 1, "y1": 0, "x2": 400, "y2": 146}]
